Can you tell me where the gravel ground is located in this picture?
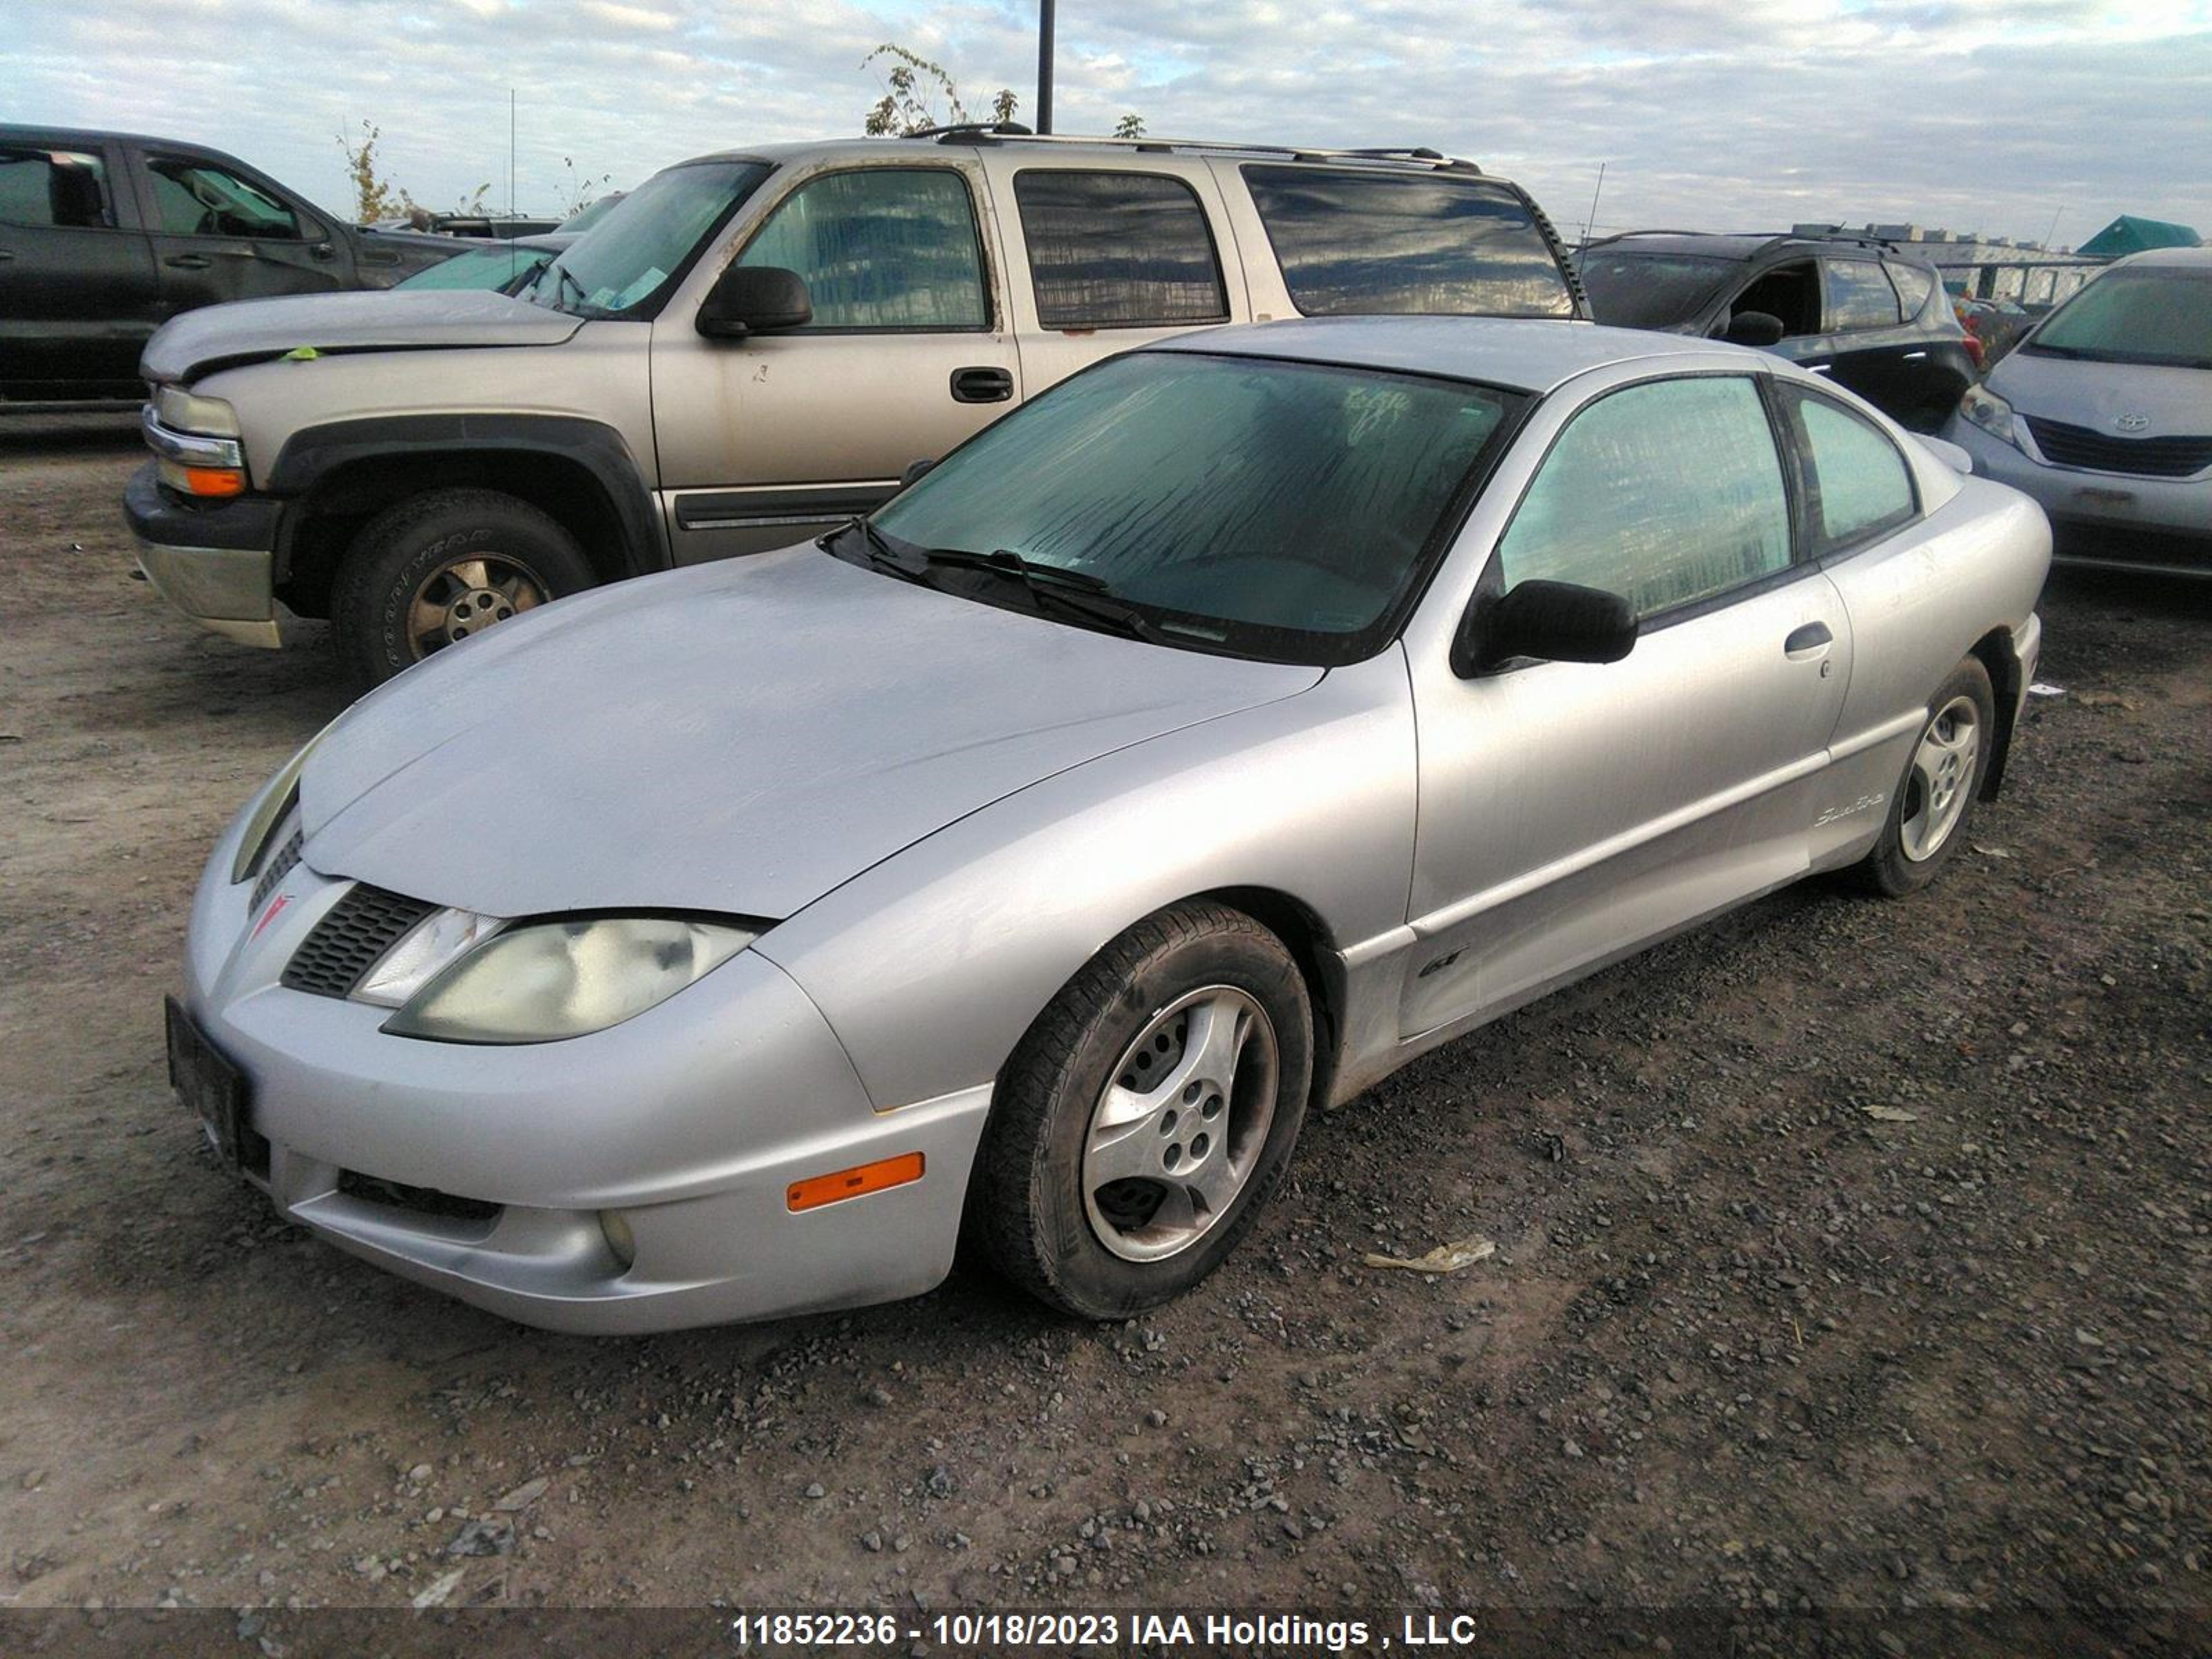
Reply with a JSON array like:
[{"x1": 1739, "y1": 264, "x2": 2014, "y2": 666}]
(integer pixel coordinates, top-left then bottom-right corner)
[{"x1": 0, "y1": 419, "x2": 2205, "y2": 1652}]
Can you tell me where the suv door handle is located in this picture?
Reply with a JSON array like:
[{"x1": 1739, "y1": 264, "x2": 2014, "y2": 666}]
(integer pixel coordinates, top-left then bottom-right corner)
[
  {"x1": 950, "y1": 366, "x2": 1013, "y2": 404},
  {"x1": 1784, "y1": 621, "x2": 1834, "y2": 657},
  {"x1": 165, "y1": 254, "x2": 212, "y2": 270},
  {"x1": 1902, "y1": 349, "x2": 1928, "y2": 360}
]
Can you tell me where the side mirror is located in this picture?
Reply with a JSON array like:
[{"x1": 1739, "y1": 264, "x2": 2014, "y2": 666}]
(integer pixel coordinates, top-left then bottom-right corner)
[
  {"x1": 697, "y1": 265, "x2": 812, "y2": 340},
  {"x1": 1452, "y1": 579, "x2": 1638, "y2": 677},
  {"x1": 1721, "y1": 310, "x2": 1786, "y2": 348},
  {"x1": 899, "y1": 457, "x2": 937, "y2": 489}
]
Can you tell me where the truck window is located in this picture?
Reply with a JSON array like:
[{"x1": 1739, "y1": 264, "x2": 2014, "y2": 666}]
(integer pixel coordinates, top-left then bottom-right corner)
[
  {"x1": 1011, "y1": 169, "x2": 1228, "y2": 328},
  {"x1": 0, "y1": 148, "x2": 115, "y2": 229},
  {"x1": 148, "y1": 158, "x2": 303, "y2": 240},
  {"x1": 1240, "y1": 165, "x2": 1573, "y2": 318},
  {"x1": 738, "y1": 168, "x2": 988, "y2": 331}
]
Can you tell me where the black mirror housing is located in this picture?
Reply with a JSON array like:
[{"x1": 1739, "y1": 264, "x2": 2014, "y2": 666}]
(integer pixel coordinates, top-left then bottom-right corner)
[
  {"x1": 697, "y1": 265, "x2": 813, "y2": 340},
  {"x1": 899, "y1": 457, "x2": 937, "y2": 489},
  {"x1": 1452, "y1": 579, "x2": 1638, "y2": 677},
  {"x1": 1721, "y1": 309, "x2": 1786, "y2": 348}
]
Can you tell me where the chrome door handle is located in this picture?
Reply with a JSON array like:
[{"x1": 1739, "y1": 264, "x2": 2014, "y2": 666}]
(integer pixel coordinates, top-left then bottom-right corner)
[
  {"x1": 1784, "y1": 621, "x2": 1833, "y2": 657},
  {"x1": 1806, "y1": 362, "x2": 1833, "y2": 374},
  {"x1": 1904, "y1": 350, "x2": 1928, "y2": 360}
]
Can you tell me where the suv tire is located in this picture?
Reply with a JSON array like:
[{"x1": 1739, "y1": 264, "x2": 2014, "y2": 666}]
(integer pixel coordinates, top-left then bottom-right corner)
[{"x1": 332, "y1": 488, "x2": 596, "y2": 687}]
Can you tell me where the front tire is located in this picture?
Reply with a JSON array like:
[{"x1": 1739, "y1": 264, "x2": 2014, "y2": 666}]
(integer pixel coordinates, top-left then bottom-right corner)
[
  {"x1": 970, "y1": 902, "x2": 1314, "y2": 1320},
  {"x1": 331, "y1": 488, "x2": 596, "y2": 688},
  {"x1": 1850, "y1": 657, "x2": 1995, "y2": 897}
]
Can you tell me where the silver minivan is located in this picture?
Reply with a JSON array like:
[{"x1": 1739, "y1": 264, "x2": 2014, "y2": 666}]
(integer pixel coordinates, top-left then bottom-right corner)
[
  {"x1": 125, "y1": 130, "x2": 1587, "y2": 684},
  {"x1": 1944, "y1": 246, "x2": 2211, "y2": 576}
]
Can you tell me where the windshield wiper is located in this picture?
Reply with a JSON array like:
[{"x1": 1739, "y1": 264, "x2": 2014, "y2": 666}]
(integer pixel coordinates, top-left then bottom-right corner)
[
  {"x1": 919, "y1": 549, "x2": 1177, "y2": 643},
  {"x1": 821, "y1": 516, "x2": 928, "y2": 581}
]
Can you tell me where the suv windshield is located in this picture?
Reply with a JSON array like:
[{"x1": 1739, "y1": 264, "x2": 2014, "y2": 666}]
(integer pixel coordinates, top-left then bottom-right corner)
[
  {"x1": 1577, "y1": 251, "x2": 1735, "y2": 328},
  {"x1": 861, "y1": 351, "x2": 1525, "y2": 666},
  {"x1": 2025, "y1": 268, "x2": 2212, "y2": 370},
  {"x1": 531, "y1": 160, "x2": 768, "y2": 320}
]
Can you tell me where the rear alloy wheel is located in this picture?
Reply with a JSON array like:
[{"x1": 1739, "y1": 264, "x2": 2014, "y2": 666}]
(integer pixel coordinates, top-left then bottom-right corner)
[
  {"x1": 1851, "y1": 657, "x2": 1996, "y2": 896},
  {"x1": 971, "y1": 902, "x2": 1313, "y2": 1319},
  {"x1": 332, "y1": 488, "x2": 597, "y2": 687}
]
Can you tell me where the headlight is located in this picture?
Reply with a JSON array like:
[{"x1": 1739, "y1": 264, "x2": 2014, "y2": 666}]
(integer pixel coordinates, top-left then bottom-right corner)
[
  {"x1": 154, "y1": 384, "x2": 241, "y2": 437},
  {"x1": 1959, "y1": 385, "x2": 2017, "y2": 447},
  {"x1": 231, "y1": 718, "x2": 341, "y2": 885},
  {"x1": 382, "y1": 916, "x2": 758, "y2": 1043}
]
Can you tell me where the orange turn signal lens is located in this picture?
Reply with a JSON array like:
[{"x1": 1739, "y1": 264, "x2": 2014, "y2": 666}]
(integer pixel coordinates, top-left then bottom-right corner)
[
  {"x1": 787, "y1": 1152, "x2": 924, "y2": 1213},
  {"x1": 159, "y1": 458, "x2": 247, "y2": 498}
]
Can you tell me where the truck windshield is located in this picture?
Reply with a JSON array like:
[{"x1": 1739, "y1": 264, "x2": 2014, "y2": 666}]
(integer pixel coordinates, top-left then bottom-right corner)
[
  {"x1": 2025, "y1": 268, "x2": 2212, "y2": 371},
  {"x1": 861, "y1": 351, "x2": 1525, "y2": 666},
  {"x1": 531, "y1": 160, "x2": 769, "y2": 321}
]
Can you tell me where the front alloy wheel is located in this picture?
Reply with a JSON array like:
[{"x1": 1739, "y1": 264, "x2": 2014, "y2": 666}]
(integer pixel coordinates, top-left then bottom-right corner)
[{"x1": 971, "y1": 901, "x2": 1313, "y2": 1319}]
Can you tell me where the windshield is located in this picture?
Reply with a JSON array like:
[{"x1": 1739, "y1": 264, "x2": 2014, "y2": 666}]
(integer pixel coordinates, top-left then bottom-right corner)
[
  {"x1": 2025, "y1": 267, "x2": 2212, "y2": 369},
  {"x1": 863, "y1": 351, "x2": 1525, "y2": 666},
  {"x1": 400, "y1": 244, "x2": 552, "y2": 292},
  {"x1": 1576, "y1": 250, "x2": 1736, "y2": 328},
  {"x1": 530, "y1": 160, "x2": 769, "y2": 320}
]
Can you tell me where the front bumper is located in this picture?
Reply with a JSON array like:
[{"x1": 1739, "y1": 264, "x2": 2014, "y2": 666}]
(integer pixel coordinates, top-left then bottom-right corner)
[
  {"x1": 1942, "y1": 415, "x2": 2212, "y2": 574},
  {"x1": 123, "y1": 460, "x2": 286, "y2": 647},
  {"x1": 174, "y1": 802, "x2": 993, "y2": 1334}
]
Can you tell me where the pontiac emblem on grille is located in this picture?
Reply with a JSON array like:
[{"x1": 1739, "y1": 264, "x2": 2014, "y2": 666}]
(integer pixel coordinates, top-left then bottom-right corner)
[{"x1": 2115, "y1": 413, "x2": 2150, "y2": 433}]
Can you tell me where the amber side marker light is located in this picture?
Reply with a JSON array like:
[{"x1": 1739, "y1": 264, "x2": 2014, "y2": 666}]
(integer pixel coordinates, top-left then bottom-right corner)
[
  {"x1": 787, "y1": 1152, "x2": 924, "y2": 1212},
  {"x1": 159, "y1": 460, "x2": 247, "y2": 498}
]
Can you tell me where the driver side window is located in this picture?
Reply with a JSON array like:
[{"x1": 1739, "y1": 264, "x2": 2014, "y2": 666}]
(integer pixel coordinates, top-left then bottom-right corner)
[
  {"x1": 148, "y1": 157, "x2": 302, "y2": 240},
  {"x1": 1496, "y1": 376, "x2": 1794, "y2": 620},
  {"x1": 738, "y1": 169, "x2": 988, "y2": 331}
]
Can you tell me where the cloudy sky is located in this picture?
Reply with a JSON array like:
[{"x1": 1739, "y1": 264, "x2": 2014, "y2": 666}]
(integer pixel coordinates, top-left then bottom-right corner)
[{"x1": 10, "y1": 0, "x2": 2209, "y2": 247}]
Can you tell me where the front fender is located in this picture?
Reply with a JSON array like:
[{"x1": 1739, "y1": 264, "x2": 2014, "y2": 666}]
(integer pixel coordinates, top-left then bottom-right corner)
[{"x1": 753, "y1": 650, "x2": 1418, "y2": 1112}]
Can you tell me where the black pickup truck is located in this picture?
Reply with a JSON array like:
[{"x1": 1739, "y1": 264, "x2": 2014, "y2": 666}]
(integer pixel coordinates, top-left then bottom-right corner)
[{"x1": 0, "y1": 125, "x2": 471, "y2": 404}]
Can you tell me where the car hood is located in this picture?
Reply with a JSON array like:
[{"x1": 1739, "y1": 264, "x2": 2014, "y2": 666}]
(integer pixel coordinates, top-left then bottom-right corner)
[
  {"x1": 1987, "y1": 347, "x2": 2210, "y2": 437},
  {"x1": 298, "y1": 547, "x2": 1322, "y2": 920},
  {"x1": 141, "y1": 290, "x2": 583, "y2": 384}
]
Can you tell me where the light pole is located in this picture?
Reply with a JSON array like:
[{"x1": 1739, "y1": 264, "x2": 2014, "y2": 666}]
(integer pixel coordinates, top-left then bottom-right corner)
[{"x1": 1037, "y1": 0, "x2": 1056, "y2": 134}]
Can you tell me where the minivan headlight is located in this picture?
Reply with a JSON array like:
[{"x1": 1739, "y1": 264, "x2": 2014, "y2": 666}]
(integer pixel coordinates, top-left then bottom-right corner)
[
  {"x1": 382, "y1": 917, "x2": 758, "y2": 1043},
  {"x1": 1959, "y1": 385, "x2": 2017, "y2": 447}
]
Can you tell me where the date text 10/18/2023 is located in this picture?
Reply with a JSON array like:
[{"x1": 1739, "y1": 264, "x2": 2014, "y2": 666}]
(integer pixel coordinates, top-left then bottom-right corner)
[{"x1": 730, "y1": 1612, "x2": 1501, "y2": 1651}]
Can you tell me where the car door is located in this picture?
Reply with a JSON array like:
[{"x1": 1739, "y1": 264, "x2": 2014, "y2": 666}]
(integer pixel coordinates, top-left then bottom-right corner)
[
  {"x1": 0, "y1": 138, "x2": 158, "y2": 397},
  {"x1": 975, "y1": 156, "x2": 1246, "y2": 397},
  {"x1": 647, "y1": 161, "x2": 1022, "y2": 563},
  {"x1": 1403, "y1": 371, "x2": 1852, "y2": 1039},
  {"x1": 1817, "y1": 256, "x2": 1911, "y2": 413},
  {"x1": 132, "y1": 148, "x2": 351, "y2": 320}
]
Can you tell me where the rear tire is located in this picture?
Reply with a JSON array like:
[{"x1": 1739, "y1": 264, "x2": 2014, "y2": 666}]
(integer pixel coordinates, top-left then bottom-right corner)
[
  {"x1": 1850, "y1": 657, "x2": 1995, "y2": 897},
  {"x1": 969, "y1": 902, "x2": 1314, "y2": 1320},
  {"x1": 331, "y1": 488, "x2": 595, "y2": 688}
]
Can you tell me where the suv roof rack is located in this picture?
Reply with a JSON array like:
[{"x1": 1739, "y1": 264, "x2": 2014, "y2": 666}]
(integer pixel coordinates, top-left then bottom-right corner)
[
  {"x1": 1582, "y1": 227, "x2": 1912, "y2": 259},
  {"x1": 906, "y1": 129, "x2": 1483, "y2": 173}
]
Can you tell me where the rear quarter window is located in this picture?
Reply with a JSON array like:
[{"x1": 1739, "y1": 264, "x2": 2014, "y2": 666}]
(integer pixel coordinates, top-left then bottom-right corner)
[{"x1": 1241, "y1": 165, "x2": 1573, "y2": 318}]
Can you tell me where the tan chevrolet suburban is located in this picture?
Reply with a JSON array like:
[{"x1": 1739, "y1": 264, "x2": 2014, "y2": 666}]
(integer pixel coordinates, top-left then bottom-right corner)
[{"x1": 124, "y1": 126, "x2": 1587, "y2": 686}]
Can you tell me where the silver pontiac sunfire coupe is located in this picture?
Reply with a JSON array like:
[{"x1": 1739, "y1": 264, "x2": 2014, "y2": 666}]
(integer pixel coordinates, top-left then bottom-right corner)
[{"x1": 170, "y1": 318, "x2": 2050, "y2": 1332}]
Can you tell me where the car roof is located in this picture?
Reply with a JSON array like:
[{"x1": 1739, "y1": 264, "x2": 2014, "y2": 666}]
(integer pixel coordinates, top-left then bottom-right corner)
[
  {"x1": 2115, "y1": 245, "x2": 2211, "y2": 271},
  {"x1": 1147, "y1": 317, "x2": 1744, "y2": 394}
]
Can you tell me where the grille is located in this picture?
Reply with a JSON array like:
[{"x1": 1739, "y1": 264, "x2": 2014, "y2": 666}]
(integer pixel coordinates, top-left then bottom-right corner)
[
  {"x1": 282, "y1": 883, "x2": 438, "y2": 1000},
  {"x1": 2024, "y1": 417, "x2": 2212, "y2": 479},
  {"x1": 247, "y1": 824, "x2": 303, "y2": 915}
]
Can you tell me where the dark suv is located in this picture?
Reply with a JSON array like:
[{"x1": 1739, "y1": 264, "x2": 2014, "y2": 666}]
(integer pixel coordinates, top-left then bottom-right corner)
[
  {"x1": 0, "y1": 126, "x2": 469, "y2": 404},
  {"x1": 1575, "y1": 232, "x2": 1976, "y2": 430}
]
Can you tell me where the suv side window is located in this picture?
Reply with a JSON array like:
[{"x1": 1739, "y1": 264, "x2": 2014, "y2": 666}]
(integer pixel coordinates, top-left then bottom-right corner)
[
  {"x1": 1884, "y1": 261, "x2": 1935, "y2": 319},
  {"x1": 738, "y1": 168, "x2": 988, "y2": 331},
  {"x1": 1497, "y1": 377, "x2": 1793, "y2": 619},
  {"x1": 1241, "y1": 165, "x2": 1574, "y2": 318},
  {"x1": 1012, "y1": 169, "x2": 1228, "y2": 328},
  {"x1": 147, "y1": 156, "x2": 303, "y2": 239},
  {"x1": 1779, "y1": 385, "x2": 1918, "y2": 553},
  {"x1": 1824, "y1": 259, "x2": 1901, "y2": 331},
  {"x1": 0, "y1": 147, "x2": 116, "y2": 229}
]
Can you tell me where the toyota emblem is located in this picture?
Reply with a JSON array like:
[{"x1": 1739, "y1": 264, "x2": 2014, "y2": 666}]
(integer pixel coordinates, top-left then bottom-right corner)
[{"x1": 2115, "y1": 413, "x2": 2150, "y2": 433}]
